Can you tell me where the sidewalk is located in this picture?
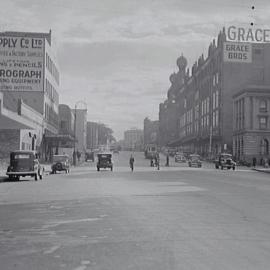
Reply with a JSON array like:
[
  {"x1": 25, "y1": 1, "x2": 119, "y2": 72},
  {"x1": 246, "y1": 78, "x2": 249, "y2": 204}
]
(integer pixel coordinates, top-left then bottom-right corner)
[{"x1": 252, "y1": 166, "x2": 270, "y2": 173}]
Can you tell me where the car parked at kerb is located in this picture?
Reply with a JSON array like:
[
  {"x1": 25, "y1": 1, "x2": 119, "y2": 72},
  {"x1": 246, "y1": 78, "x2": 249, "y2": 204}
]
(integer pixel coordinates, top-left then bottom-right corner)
[{"x1": 6, "y1": 150, "x2": 43, "y2": 181}]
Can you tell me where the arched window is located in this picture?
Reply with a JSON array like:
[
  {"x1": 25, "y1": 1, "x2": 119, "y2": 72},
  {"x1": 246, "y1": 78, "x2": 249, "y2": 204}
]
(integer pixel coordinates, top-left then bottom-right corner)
[
  {"x1": 259, "y1": 100, "x2": 267, "y2": 112},
  {"x1": 260, "y1": 139, "x2": 269, "y2": 155}
]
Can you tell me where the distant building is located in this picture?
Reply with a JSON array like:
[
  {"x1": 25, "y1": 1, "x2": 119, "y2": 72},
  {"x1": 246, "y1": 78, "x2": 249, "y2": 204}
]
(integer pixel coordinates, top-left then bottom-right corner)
[
  {"x1": 124, "y1": 128, "x2": 143, "y2": 151},
  {"x1": 143, "y1": 117, "x2": 159, "y2": 147},
  {"x1": 86, "y1": 121, "x2": 99, "y2": 150},
  {"x1": 72, "y1": 108, "x2": 87, "y2": 153},
  {"x1": 159, "y1": 27, "x2": 270, "y2": 158},
  {"x1": 0, "y1": 30, "x2": 60, "y2": 160},
  {"x1": 233, "y1": 86, "x2": 270, "y2": 164}
]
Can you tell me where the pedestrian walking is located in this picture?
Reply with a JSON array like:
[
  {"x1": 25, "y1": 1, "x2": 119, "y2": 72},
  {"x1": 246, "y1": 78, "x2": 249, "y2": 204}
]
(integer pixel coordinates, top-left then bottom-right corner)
[
  {"x1": 252, "y1": 157, "x2": 257, "y2": 168},
  {"x1": 165, "y1": 154, "x2": 169, "y2": 167},
  {"x1": 150, "y1": 157, "x2": 154, "y2": 167},
  {"x1": 129, "y1": 154, "x2": 135, "y2": 172},
  {"x1": 155, "y1": 153, "x2": 160, "y2": 170}
]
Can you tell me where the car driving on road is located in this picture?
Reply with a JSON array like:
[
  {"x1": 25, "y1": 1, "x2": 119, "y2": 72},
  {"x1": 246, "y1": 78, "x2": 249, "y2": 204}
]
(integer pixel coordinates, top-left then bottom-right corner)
[
  {"x1": 51, "y1": 154, "x2": 70, "y2": 174},
  {"x1": 97, "y1": 153, "x2": 113, "y2": 171},
  {"x1": 187, "y1": 154, "x2": 202, "y2": 168},
  {"x1": 215, "y1": 153, "x2": 236, "y2": 170}
]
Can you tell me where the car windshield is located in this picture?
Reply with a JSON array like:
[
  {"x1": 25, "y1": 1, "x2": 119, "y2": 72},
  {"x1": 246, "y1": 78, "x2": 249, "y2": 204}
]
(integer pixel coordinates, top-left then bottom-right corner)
[
  {"x1": 221, "y1": 154, "x2": 232, "y2": 159},
  {"x1": 190, "y1": 155, "x2": 200, "y2": 161},
  {"x1": 53, "y1": 156, "x2": 68, "y2": 162}
]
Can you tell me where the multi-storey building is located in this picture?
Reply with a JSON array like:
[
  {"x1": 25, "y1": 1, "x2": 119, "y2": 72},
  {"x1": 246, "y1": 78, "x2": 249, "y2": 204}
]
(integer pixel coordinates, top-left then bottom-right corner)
[
  {"x1": 233, "y1": 86, "x2": 270, "y2": 164},
  {"x1": 159, "y1": 28, "x2": 270, "y2": 158},
  {"x1": 72, "y1": 108, "x2": 87, "y2": 153},
  {"x1": 143, "y1": 117, "x2": 159, "y2": 147},
  {"x1": 124, "y1": 128, "x2": 143, "y2": 151},
  {"x1": 0, "y1": 30, "x2": 60, "y2": 159},
  {"x1": 86, "y1": 121, "x2": 99, "y2": 150}
]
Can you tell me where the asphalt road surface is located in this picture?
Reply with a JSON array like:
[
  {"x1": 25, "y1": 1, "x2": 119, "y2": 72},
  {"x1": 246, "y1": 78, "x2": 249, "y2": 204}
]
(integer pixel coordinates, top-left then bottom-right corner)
[{"x1": 0, "y1": 151, "x2": 270, "y2": 270}]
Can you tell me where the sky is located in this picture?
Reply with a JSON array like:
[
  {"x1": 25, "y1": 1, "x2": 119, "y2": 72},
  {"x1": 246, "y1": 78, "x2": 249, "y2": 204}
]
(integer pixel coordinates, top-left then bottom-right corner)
[{"x1": 1, "y1": 0, "x2": 270, "y2": 139}]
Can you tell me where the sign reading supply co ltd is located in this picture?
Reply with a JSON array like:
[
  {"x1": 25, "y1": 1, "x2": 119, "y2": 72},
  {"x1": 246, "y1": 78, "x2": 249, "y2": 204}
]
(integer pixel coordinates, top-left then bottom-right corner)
[{"x1": 0, "y1": 35, "x2": 44, "y2": 91}]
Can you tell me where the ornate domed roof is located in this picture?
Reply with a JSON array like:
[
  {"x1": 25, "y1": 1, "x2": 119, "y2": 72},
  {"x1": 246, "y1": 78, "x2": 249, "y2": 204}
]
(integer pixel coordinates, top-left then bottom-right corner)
[
  {"x1": 169, "y1": 72, "x2": 177, "y2": 83},
  {"x1": 176, "y1": 54, "x2": 187, "y2": 70}
]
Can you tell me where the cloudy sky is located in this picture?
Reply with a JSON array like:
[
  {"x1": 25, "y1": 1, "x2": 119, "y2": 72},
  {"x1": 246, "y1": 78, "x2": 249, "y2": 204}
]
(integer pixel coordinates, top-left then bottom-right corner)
[{"x1": 1, "y1": 0, "x2": 270, "y2": 139}]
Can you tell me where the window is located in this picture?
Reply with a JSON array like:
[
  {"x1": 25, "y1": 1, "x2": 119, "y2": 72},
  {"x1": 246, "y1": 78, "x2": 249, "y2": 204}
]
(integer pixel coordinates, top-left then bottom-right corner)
[
  {"x1": 259, "y1": 100, "x2": 267, "y2": 112},
  {"x1": 259, "y1": 116, "x2": 267, "y2": 129}
]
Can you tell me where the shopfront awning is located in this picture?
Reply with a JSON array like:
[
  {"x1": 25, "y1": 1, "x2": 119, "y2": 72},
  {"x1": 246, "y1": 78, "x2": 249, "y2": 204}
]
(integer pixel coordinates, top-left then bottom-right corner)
[
  {"x1": 44, "y1": 134, "x2": 76, "y2": 147},
  {"x1": 0, "y1": 106, "x2": 35, "y2": 129}
]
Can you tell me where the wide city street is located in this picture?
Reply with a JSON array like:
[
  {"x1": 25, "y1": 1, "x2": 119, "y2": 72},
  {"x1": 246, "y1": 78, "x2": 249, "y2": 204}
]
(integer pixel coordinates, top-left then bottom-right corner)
[{"x1": 0, "y1": 151, "x2": 270, "y2": 270}]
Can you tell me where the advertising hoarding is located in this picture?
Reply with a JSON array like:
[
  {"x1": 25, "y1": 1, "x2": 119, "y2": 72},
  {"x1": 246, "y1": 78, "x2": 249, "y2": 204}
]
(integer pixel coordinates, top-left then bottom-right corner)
[
  {"x1": 0, "y1": 35, "x2": 44, "y2": 91},
  {"x1": 223, "y1": 42, "x2": 252, "y2": 63}
]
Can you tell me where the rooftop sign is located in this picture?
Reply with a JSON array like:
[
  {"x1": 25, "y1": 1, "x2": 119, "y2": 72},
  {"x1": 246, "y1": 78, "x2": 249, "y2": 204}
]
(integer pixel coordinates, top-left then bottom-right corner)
[{"x1": 227, "y1": 25, "x2": 270, "y2": 43}]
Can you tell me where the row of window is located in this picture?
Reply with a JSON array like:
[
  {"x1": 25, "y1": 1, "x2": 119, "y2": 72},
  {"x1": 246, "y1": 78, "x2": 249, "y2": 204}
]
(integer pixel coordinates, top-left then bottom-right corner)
[
  {"x1": 45, "y1": 79, "x2": 59, "y2": 104},
  {"x1": 179, "y1": 110, "x2": 220, "y2": 135},
  {"x1": 44, "y1": 103, "x2": 58, "y2": 127},
  {"x1": 46, "y1": 52, "x2": 60, "y2": 84}
]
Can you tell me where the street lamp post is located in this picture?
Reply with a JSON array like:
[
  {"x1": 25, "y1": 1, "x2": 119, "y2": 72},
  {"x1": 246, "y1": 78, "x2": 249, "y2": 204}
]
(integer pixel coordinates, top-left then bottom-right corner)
[{"x1": 73, "y1": 104, "x2": 77, "y2": 166}]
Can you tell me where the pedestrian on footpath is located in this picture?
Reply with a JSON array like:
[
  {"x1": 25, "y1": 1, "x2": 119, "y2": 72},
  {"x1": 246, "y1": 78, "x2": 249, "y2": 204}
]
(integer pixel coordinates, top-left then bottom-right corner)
[{"x1": 129, "y1": 154, "x2": 135, "y2": 172}]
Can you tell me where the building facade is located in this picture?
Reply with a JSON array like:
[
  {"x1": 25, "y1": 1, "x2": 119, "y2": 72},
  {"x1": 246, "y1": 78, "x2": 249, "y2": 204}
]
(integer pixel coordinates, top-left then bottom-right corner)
[
  {"x1": 0, "y1": 30, "x2": 60, "y2": 160},
  {"x1": 86, "y1": 121, "x2": 99, "y2": 150},
  {"x1": 143, "y1": 117, "x2": 159, "y2": 147},
  {"x1": 72, "y1": 108, "x2": 87, "y2": 154},
  {"x1": 124, "y1": 128, "x2": 143, "y2": 151},
  {"x1": 159, "y1": 28, "x2": 270, "y2": 158},
  {"x1": 233, "y1": 86, "x2": 270, "y2": 164}
]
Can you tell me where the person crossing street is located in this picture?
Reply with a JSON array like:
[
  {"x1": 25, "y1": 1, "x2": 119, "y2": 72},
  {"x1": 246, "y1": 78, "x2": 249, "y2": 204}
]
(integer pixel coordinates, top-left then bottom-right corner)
[{"x1": 129, "y1": 154, "x2": 135, "y2": 172}]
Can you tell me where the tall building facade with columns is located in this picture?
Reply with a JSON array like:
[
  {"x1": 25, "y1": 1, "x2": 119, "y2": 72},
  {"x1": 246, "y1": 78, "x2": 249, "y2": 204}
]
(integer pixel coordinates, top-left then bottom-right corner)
[{"x1": 159, "y1": 28, "x2": 270, "y2": 159}]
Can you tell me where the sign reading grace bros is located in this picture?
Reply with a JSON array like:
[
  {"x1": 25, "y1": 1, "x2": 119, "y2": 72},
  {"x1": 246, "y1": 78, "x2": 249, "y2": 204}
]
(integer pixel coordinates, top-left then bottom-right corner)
[{"x1": 223, "y1": 26, "x2": 270, "y2": 63}]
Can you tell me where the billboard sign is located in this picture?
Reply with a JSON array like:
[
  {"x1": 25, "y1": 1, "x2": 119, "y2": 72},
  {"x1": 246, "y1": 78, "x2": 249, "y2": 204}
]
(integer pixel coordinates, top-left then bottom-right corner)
[
  {"x1": 227, "y1": 25, "x2": 270, "y2": 43},
  {"x1": 223, "y1": 42, "x2": 252, "y2": 63},
  {"x1": 0, "y1": 35, "x2": 44, "y2": 91}
]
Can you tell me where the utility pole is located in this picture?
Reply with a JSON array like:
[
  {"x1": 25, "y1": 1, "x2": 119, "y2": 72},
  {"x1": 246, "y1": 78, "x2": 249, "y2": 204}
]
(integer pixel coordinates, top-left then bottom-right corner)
[{"x1": 73, "y1": 104, "x2": 77, "y2": 166}]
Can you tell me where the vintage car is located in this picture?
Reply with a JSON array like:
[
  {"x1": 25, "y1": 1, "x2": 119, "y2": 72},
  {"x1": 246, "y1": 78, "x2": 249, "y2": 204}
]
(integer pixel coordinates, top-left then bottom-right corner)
[
  {"x1": 188, "y1": 154, "x2": 202, "y2": 168},
  {"x1": 51, "y1": 154, "x2": 70, "y2": 174},
  {"x1": 85, "y1": 151, "x2": 95, "y2": 162},
  {"x1": 215, "y1": 153, "x2": 236, "y2": 170},
  {"x1": 97, "y1": 153, "x2": 113, "y2": 171},
  {"x1": 175, "y1": 152, "x2": 186, "y2": 163},
  {"x1": 6, "y1": 150, "x2": 43, "y2": 181}
]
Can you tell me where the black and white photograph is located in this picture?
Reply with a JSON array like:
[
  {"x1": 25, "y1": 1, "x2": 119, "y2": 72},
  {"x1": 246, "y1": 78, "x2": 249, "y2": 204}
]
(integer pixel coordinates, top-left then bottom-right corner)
[{"x1": 0, "y1": 0, "x2": 270, "y2": 269}]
